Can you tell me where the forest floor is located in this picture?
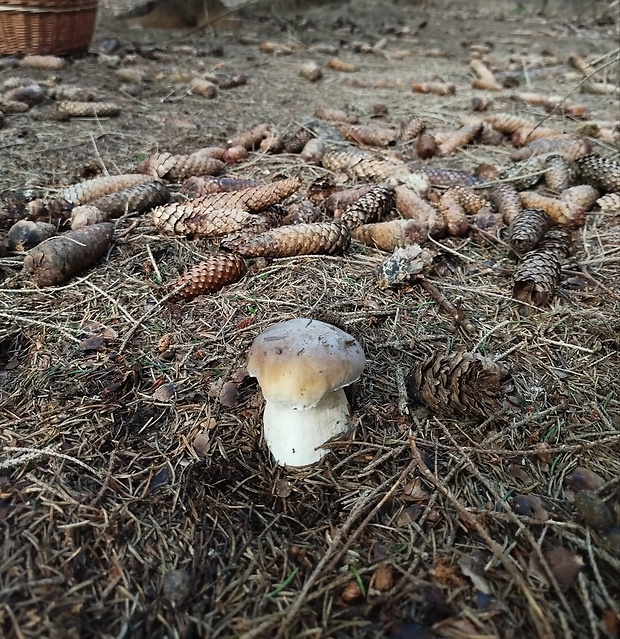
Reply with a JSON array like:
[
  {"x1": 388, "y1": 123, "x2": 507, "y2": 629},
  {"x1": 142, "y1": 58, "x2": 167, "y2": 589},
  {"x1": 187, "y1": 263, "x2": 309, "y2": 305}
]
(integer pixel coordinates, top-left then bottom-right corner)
[{"x1": 0, "y1": 1, "x2": 619, "y2": 638}]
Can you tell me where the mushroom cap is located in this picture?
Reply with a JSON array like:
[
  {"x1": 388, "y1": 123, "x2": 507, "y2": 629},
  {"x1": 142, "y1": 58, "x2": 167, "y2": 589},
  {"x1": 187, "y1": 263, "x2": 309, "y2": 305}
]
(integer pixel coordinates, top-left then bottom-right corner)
[{"x1": 246, "y1": 318, "x2": 365, "y2": 409}]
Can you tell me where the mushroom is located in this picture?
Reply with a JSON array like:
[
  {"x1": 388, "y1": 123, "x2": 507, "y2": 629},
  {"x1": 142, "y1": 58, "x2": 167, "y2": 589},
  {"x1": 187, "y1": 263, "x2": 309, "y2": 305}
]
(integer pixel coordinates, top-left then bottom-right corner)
[{"x1": 246, "y1": 318, "x2": 366, "y2": 467}]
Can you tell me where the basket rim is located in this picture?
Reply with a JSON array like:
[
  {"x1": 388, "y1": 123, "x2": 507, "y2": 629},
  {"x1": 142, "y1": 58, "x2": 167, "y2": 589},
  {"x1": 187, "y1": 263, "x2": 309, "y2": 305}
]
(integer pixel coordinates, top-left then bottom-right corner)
[{"x1": 0, "y1": 1, "x2": 97, "y2": 10}]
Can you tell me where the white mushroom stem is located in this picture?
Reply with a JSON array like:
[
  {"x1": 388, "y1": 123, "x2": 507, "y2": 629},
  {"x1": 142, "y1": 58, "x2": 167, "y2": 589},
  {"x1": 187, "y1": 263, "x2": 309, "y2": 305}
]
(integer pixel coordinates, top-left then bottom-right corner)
[{"x1": 263, "y1": 388, "x2": 352, "y2": 467}]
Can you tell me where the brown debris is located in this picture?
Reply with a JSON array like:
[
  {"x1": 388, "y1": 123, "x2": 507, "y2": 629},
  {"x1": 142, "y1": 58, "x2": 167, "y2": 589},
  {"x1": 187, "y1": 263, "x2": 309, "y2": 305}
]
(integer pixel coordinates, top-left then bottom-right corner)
[
  {"x1": 576, "y1": 155, "x2": 620, "y2": 193},
  {"x1": 507, "y1": 209, "x2": 552, "y2": 253},
  {"x1": 220, "y1": 222, "x2": 351, "y2": 258},
  {"x1": 351, "y1": 219, "x2": 427, "y2": 251},
  {"x1": 175, "y1": 253, "x2": 247, "y2": 299},
  {"x1": 340, "y1": 186, "x2": 395, "y2": 229},
  {"x1": 23, "y1": 223, "x2": 114, "y2": 286},
  {"x1": 544, "y1": 547, "x2": 584, "y2": 591},
  {"x1": 574, "y1": 491, "x2": 614, "y2": 533},
  {"x1": 19, "y1": 54, "x2": 65, "y2": 70},
  {"x1": 376, "y1": 244, "x2": 433, "y2": 287},
  {"x1": 407, "y1": 350, "x2": 505, "y2": 417}
]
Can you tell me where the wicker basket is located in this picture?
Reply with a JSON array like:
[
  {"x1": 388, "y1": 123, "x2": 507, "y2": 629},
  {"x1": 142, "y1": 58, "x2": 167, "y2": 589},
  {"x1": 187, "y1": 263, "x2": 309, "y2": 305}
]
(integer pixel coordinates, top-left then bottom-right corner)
[{"x1": 0, "y1": 0, "x2": 98, "y2": 55}]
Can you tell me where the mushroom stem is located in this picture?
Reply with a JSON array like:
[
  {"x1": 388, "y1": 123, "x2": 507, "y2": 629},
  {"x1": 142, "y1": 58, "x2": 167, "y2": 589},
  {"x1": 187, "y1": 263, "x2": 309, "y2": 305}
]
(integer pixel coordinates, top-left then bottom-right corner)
[{"x1": 263, "y1": 388, "x2": 351, "y2": 467}]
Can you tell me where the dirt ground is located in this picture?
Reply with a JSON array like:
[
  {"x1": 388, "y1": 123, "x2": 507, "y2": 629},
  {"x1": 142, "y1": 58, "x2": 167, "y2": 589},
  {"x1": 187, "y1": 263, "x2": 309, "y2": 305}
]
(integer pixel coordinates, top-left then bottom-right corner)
[{"x1": 1, "y1": 1, "x2": 619, "y2": 638}]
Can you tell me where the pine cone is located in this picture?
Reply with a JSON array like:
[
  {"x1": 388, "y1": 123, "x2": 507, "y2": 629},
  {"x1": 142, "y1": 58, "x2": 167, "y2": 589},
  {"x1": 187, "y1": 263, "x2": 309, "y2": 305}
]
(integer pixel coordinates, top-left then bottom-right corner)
[
  {"x1": 512, "y1": 228, "x2": 571, "y2": 306},
  {"x1": 510, "y1": 135, "x2": 591, "y2": 162},
  {"x1": 596, "y1": 193, "x2": 620, "y2": 213},
  {"x1": 544, "y1": 154, "x2": 572, "y2": 192},
  {"x1": 395, "y1": 186, "x2": 446, "y2": 237},
  {"x1": 137, "y1": 152, "x2": 224, "y2": 181},
  {"x1": 340, "y1": 186, "x2": 395, "y2": 228},
  {"x1": 56, "y1": 101, "x2": 120, "y2": 117},
  {"x1": 23, "y1": 223, "x2": 114, "y2": 287},
  {"x1": 340, "y1": 124, "x2": 398, "y2": 147},
  {"x1": 62, "y1": 174, "x2": 155, "y2": 206},
  {"x1": 485, "y1": 113, "x2": 534, "y2": 133},
  {"x1": 415, "y1": 132, "x2": 438, "y2": 159},
  {"x1": 406, "y1": 351, "x2": 505, "y2": 417},
  {"x1": 176, "y1": 253, "x2": 247, "y2": 299},
  {"x1": 153, "y1": 203, "x2": 260, "y2": 237},
  {"x1": 221, "y1": 222, "x2": 350, "y2": 258},
  {"x1": 351, "y1": 219, "x2": 427, "y2": 251},
  {"x1": 498, "y1": 157, "x2": 546, "y2": 190},
  {"x1": 282, "y1": 126, "x2": 314, "y2": 153},
  {"x1": 445, "y1": 185, "x2": 489, "y2": 214},
  {"x1": 409, "y1": 166, "x2": 484, "y2": 188},
  {"x1": 82, "y1": 180, "x2": 169, "y2": 218},
  {"x1": 489, "y1": 183, "x2": 523, "y2": 224},
  {"x1": 438, "y1": 192, "x2": 470, "y2": 237},
  {"x1": 576, "y1": 155, "x2": 620, "y2": 193},
  {"x1": 322, "y1": 149, "x2": 429, "y2": 193},
  {"x1": 507, "y1": 209, "x2": 551, "y2": 253},
  {"x1": 8, "y1": 220, "x2": 56, "y2": 251},
  {"x1": 438, "y1": 121, "x2": 483, "y2": 155},
  {"x1": 401, "y1": 117, "x2": 426, "y2": 141},
  {"x1": 519, "y1": 191, "x2": 584, "y2": 228},
  {"x1": 182, "y1": 176, "x2": 260, "y2": 198},
  {"x1": 560, "y1": 185, "x2": 599, "y2": 212}
]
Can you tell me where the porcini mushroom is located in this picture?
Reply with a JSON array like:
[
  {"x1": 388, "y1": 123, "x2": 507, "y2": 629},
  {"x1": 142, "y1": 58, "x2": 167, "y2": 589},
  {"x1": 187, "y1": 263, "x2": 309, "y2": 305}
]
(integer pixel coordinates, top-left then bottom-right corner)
[{"x1": 246, "y1": 318, "x2": 366, "y2": 467}]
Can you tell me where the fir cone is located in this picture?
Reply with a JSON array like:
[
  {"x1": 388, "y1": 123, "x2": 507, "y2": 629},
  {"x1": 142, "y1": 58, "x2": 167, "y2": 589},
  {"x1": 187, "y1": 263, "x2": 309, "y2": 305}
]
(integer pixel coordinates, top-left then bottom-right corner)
[
  {"x1": 512, "y1": 228, "x2": 571, "y2": 306},
  {"x1": 401, "y1": 117, "x2": 426, "y2": 141},
  {"x1": 519, "y1": 191, "x2": 584, "y2": 228},
  {"x1": 559, "y1": 185, "x2": 599, "y2": 212},
  {"x1": 484, "y1": 113, "x2": 534, "y2": 133},
  {"x1": 182, "y1": 176, "x2": 261, "y2": 198},
  {"x1": 157, "y1": 204, "x2": 261, "y2": 237},
  {"x1": 489, "y1": 182, "x2": 523, "y2": 224},
  {"x1": 56, "y1": 101, "x2": 121, "y2": 117},
  {"x1": 85, "y1": 180, "x2": 169, "y2": 217},
  {"x1": 23, "y1": 223, "x2": 114, "y2": 287},
  {"x1": 221, "y1": 222, "x2": 350, "y2": 258},
  {"x1": 406, "y1": 351, "x2": 505, "y2": 417},
  {"x1": 376, "y1": 244, "x2": 432, "y2": 288},
  {"x1": 176, "y1": 253, "x2": 247, "y2": 299},
  {"x1": 408, "y1": 166, "x2": 484, "y2": 188},
  {"x1": 340, "y1": 124, "x2": 399, "y2": 147},
  {"x1": 415, "y1": 132, "x2": 438, "y2": 159},
  {"x1": 228, "y1": 123, "x2": 271, "y2": 149},
  {"x1": 510, "y1": 135, "x2": 591, "y2": 162},
  {"x1": 596, "y1": 193, "x2": 620, "y2": 213},
  {"x1": 340, "y1": 186, "x2": 395, "y2": 229},
  {"x1": 62, "y1": 174, "x2": 155, "y2": 206},
  {"x1": 438, "y1": 191, "x2": 470, "y2": 237},
  {"x1": 576, "y1": 155, "x2": 620, "y2": 193},
  {"x1": 507, "y1": 209, "x2": 551, "y2": 253},
  {"x1": 498, "y1": 157, "x2": 546, "y2": 190},
  {"x1": 70, "y1": 205, "x2": 108, "y2": 229},
  {"x1": 282, "y1": 126, "x2": 314, "y2": 154},
  {"x1": 137, "y1": 152, "x2": 225, "y2": 181},
  {"x1": 544, "y1": 154, "x2": 572, "y2": 193},
  {"x1": 351, "y1": 219, "x2": 427, "y2": 251},
  {"x1": 445, "y1": 185, "x2": 489, "y2": 214},
  {"x1": 300, "y1": 138, "x2": 326, "y2": 164},
  {"x1": 8, "y1": 221, "x2": 55, "y2": 251},
  {"x1": 322, "y1": 149, "x2": 429, "y2": 193},
  {"x1": 438, "y1": 121, "x2": 483, "y2": 155},
  {"x1": 25, "y1": 197, "x2": 73, "y2": 223},
  {"x1": 282, "y1": 200, "x2": 321, "y2": 225},
  {"x1": 395, "y1": 185, "x2": 446, "y2": 237}
]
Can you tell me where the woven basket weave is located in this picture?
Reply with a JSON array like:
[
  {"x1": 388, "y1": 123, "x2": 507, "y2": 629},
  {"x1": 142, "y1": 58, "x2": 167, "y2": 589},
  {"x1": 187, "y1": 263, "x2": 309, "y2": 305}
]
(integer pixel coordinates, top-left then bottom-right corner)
[{"x1": 0, "y1": 0, "x2": 98, "y2": 55}]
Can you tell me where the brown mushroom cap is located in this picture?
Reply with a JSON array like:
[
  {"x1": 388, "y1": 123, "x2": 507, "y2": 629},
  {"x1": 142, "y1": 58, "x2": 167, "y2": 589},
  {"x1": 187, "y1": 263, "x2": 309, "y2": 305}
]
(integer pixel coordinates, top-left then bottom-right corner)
[{"x1": 246, "y1": 318, "x2": 366, "y2": 409}]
